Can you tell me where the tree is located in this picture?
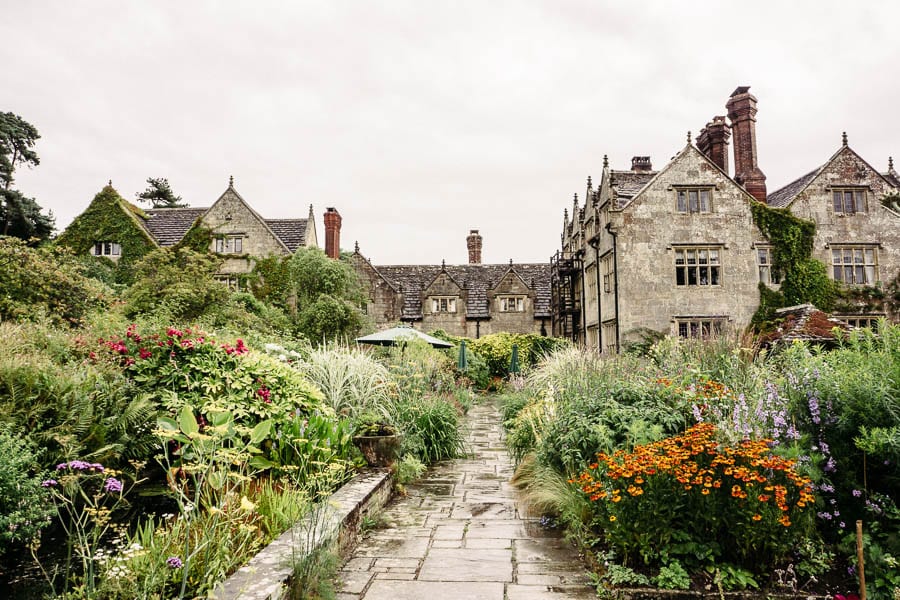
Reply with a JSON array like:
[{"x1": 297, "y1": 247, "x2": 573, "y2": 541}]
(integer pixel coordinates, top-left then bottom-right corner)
[
  {"x1": 0, "y1": 112, "x2": 54, "y2": 240},
  {"x1": 135, "y1": 177, "x2": 186, "y2": 208}
]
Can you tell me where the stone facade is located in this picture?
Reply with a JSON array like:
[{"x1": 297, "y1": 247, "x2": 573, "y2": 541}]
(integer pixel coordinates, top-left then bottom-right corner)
[
  {"x1": 351, "y1": 243, "x2": 552, "y2": 338},
  {"x1": 557, "y1": 87, "x2": 899, "y2": 352}
]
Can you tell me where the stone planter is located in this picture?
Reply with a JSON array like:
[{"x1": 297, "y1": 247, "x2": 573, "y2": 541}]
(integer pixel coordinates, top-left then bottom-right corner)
[{"x1": 353, "y1": 434, "x2": 401, "y2": 468}]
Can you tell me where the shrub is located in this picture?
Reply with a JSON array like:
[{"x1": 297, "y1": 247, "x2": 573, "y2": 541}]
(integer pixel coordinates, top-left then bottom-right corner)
[
  {"x1": 299, "y1": 344, "x2": 396, "y2": 420},
  {"x1": 0, "y1": 428, "x2": 53, "y2": 552}
]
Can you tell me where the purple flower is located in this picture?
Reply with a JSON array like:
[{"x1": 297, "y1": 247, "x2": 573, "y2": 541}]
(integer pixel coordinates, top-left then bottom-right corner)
[
  {"x1": 103, "y1": 478, "x2": 123, "y2": 493},
  {"x1": 820, "y1": 483, "x2": 835, "y2": 493},
  {"x1": 817, "y1": 511, "x2": 833, "y2": 520},
  {"x1": 56, "y1": 460, "x2": 105, "y2": 472},
  {"x1": 166, "y1": 556, "x2": 183, "y2": 569},
  {"x1": 692, "y1": 404, "x2": 703, "y2": 423},
  {"x1": 847, "y1": 565, "x2": 856, "y2": 576},
  {"x1": 839, "y1": 521, "x2": 846, "y2": 528},
  {"x1": 41, "y1": 479, "x2": 58, "y2": 487},
  {"x1": 852, "y1": 489, "x2": 862, "y2": 497}
]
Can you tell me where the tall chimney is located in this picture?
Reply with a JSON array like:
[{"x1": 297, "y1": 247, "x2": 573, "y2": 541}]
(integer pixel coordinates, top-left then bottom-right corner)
[
  {"x1": 726, "y1": 86, "x2": 767, "y2": 202},
  {"x1": 323, "y1": 207, "x2": 342, "y2": 259},
  {"x1": 697, "y1": 116, "x2": 731, "y2": 172},
  {"x1": 466, "y1": 229, "x2": 482, "y2": 264}
]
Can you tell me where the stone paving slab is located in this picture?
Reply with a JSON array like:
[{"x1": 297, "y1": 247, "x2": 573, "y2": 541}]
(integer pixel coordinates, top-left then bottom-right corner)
[{"x1": 335, "y1": 399, "x2": 595, "y2": 599}]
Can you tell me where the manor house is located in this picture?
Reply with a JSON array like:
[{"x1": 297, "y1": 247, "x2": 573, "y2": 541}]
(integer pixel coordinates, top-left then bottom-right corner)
[{"x1": 555, "y1": 87, "x2": 900, "y2": 352}]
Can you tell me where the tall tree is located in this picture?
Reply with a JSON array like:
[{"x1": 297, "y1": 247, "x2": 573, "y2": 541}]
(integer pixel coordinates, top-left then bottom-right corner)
[
  {"x1": 0, "y1": 112, "x2": 53, "y2": 240},
  {"x1": 135, "y1": 177, "x2": 186, "y2": 208}
]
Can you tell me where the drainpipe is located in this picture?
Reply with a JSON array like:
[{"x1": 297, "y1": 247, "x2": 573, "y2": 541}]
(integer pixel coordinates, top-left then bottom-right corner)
[
  {"x1": 605, "y1": 223, "x2": 620, "y2": 354},
  {"x1": 588, "y1": 238, "x2": 602, "y2": 352},
  {"x1": 577, "y1": 250, "x2": 586, "y2": 346},
  {"x1": 475, "y1": 320, "x2": 481, "y2": 339}
]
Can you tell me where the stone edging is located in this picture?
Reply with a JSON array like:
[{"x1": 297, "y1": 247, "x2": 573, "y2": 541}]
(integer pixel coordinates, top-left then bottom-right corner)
[{"x1": 211, "y1": 470, "x2": 393, "y2": 600}]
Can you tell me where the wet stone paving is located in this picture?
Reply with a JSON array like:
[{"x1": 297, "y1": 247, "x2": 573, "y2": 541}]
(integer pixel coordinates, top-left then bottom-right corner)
[{"x1": 335, "y1": 399, "x2": 595, "y2": 599}]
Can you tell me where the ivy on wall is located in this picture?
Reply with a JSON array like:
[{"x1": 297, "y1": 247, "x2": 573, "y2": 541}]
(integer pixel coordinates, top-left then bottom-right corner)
[
  {"x1": 750, "y1": 203, "x2": 835, "y2": 328},
  {"x1": 54, "y1": 185, "x2": 157, "y2": 284},
  {"x1": 173, "y1": 222, "x2": 213, "y2": 254}
]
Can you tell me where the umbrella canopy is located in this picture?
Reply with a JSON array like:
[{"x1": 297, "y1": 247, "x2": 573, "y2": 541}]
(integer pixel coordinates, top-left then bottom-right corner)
[
  {"x1": 509, "y1": 343, "x2": 520, "y2": 374},
  {"x1": 457, "y1": 340, "x2": 468, "y2": 371},
  {"x1": 356, "y1": 326, "x2": 453, "y2": 348}
]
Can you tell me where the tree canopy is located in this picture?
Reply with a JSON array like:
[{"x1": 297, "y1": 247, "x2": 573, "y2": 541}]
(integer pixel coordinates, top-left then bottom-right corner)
[
  {"x1": 135, "y1": 177, "x2": 186, "y2": 208},
  {"x1": 0, "y1": 112, "x2": 54, "y2": 241}
]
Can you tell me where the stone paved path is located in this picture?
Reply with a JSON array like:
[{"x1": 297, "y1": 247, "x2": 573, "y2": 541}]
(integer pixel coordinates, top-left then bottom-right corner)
[{"x1": 335, "y1": 399, "x2": 595, "y2": 599}]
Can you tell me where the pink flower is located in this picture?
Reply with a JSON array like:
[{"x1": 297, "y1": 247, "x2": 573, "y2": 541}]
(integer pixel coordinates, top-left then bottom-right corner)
[
  {"x1": 139, "y1": 348, "x2": 152, "y2": 359},
  {"x1": 257, "y1": 387, "x2": 271, "y2": 403}
]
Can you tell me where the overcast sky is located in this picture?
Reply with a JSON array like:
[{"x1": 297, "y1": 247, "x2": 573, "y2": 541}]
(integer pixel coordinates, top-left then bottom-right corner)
[{"x1": 3, "y1": 1, "x2": 898, "y2": 265}]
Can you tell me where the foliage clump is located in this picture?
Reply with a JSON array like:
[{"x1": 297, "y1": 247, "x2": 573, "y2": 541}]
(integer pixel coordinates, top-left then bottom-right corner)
[{"x1": 750, "y1": 203, "x2": 835, "y2": 325}]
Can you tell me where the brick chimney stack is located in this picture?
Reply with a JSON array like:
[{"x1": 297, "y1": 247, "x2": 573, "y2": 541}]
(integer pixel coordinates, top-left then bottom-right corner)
[
  {"x1": 466, "y1": 229, "x2": 482, "y2": 264},
  {"x1": 631, "y1": 156, "x2": 652, "y2": 172},
  {"x1": 726, "y1": 86, "x2": 767, "y2": 202},
  {"x1": 324, "y1": 207, "x2": 342, "y2": 259},
  {"x1": 697, "y1": 115, "x2": 731, "y2": 173}
]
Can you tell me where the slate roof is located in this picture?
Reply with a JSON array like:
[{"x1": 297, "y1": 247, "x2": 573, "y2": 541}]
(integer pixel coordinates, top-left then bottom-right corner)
[
  {"x1": 266, "y1": 219, "x2": 308, "y2": 252},
  {"x1": 372, "y1": 263, "x2": 552, "y2": 320},
  {"x1": 140, "y1": 208, "x2": 309, "y2": 251},
  {"x1": 611, "y1": 170, "x2": 656, "y2": 208},
  {"x1": 143, "y1": 208, "x2": 208, "y2": 246},
  {"x1": 766, "y1": 168, "x2": 821, "y2": 208}
]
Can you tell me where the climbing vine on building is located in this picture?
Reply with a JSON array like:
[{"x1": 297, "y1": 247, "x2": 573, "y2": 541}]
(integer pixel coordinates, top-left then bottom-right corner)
[
  {"x1": 750, "y1": 203, "x2": 835, "y2": 327},
  {"x1": 54, "y1": 185, "x2": 157, "y2": 284}
]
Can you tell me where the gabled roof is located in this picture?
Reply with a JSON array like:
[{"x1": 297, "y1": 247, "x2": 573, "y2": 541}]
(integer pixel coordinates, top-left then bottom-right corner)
[
  {"x1": 767, "y1": 145, "x2": 898, "y2": 208},
  {"x1": 370, "y1": 262, "x2": 552, "y2": 321},
  {"x1": 610, "y1": 170, "x2": 657, "y2": 208},
  {"x1": 144, "y1": 207, "x2": 209, "y2": 247},
  {"x1": 266, "y1": 219, "x2": 309, "y2": 252}
]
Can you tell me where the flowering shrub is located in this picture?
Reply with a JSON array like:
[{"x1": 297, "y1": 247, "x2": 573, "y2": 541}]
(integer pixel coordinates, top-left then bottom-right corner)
[
  {"x1": 572, "y1": 423, "x2": 815, "y2": 570},
  {"x1": 96, "y1": 325, "x2": 324, "y2": 425}
]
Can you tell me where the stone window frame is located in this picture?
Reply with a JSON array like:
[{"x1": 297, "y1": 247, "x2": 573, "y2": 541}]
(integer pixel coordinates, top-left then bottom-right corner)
[
  {"x1": 430, "y1": 296, "x2": 457, "y2": 314},
  {"x1": 214, "y1": 274, "x2": 241, "y2": 292},
  {"x1": 601, "y1": 253, "x2": 614, "y2": 293},
  {"x1": 497, "y1": 295, "x2": 525, "y2": 313},
  {"x1": 214, "y1": 235, "x2": 244, "y2": 255},
  {"x1": 674, "y1": 317, "x2": 727, "y2": 339},
  {"x1": 673, "y1": 245, "x2": 722, "y2": 287},
  {"x1": 602, "y1": 320, "x2": 616, "y2": 354},
  {"x1": 674, "y1": 186, "x2": 714, "y2": 214},
  {"x1": 831, "y1": 244, "x2": 878, "y2": 285},
  {"x1": 92, "y1": 241, "x2": 121, "y2": 257},
  {"x1": 831, "y1": 187, "x2": 868, "y2": 215},
  {"x1": 756, "y1": 244, "x2": 781, "y2": 286}
]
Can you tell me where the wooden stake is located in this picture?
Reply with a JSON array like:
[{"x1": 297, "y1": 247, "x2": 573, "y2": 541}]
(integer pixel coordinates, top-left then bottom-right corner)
[{"x1": 856, "y1": 520, "x2": 867, "y2": 600}]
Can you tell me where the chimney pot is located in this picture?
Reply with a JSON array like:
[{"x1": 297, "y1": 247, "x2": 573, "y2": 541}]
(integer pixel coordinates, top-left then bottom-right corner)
[
  {"x1": 466, "y1": 229, "x2": 483, "y2": 264},
  {"x1": 323, "y1": 208, "x2": 342, "y2": 259},
  {"x1": 698, "y1": 115, "x2": 731, "y2": 172},
  {"x1": 631, "y1": 156, "x2": 652, "y2": 172}
]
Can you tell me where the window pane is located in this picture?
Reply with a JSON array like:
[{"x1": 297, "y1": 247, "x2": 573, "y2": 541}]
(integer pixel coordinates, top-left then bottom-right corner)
[
  {"x1": 699, "y1": 190, "x2": 710, "y2": 211},
  {"x1": 855, "y1": 190, "x2": 865, "y2": 212},
  {"x1": 677, "y1": 191, "x2": 687, "y2": 212},
  {"x1": 845, "y1": 191, "x2": 854, "y2": 213},
  {"x1": 676, "y1": 268, "x2": 685, "y2": 286},
  {"x1": 834, "y1": 266, "x2": 843, "y2": 280},
  {"x1": 687, "y1": 250, "x2": 697, "y2": 264},
  {"x1": 690, "y1": 322, "x2": 699, "y2": 337},
  {"x1": 844, "y1": 266, "x2": 854, "y2": 282},
  {"x1": 865, "y1": 266, "x2": 875, "y2": 283},
  {"x1": 678, "y1": 323, "x2": 688, "y2": 337},
  {"x1": 689, "y1": 191, "x2": 699, "y2": 212},
  {"x1": 688, "y1": 267, "x2": 697, "y2": 285},
  {"x1": 709, "y1": 249, "x2": 719, "y2": 263},
  {"x1": 833, "y1": 191, "x2": 842, "y2": 212},
  {"x1": 843, "y1": 249, "x2": 853, "y2": 263},
  {"x1": 675, "y1": 250, "x2": 685, "y2": 265},
  {"x1": 832, "y1": 249, "x2": 841, "y2": 264},
  {"x1": 855, "y1": 266, "x2": 864, "y2": 283},
  {"x1": 235, "y1": 238, "x2": 242, "y2": 253},
  {"x1": 699, "y1": 266, "x2": 709, "y2": 285},
  {"x1": 854, "y1": 249, "x2": 864, "y2": 264},
  {"x1": 711, "y1": 266, "x2": 720, "y2": 285},
  {"x1": 865, "y1": 249, "x2": 874, "y2": 263},
  {"x1": 698, "y1": 249, "x2": 708, "y2": 264}
]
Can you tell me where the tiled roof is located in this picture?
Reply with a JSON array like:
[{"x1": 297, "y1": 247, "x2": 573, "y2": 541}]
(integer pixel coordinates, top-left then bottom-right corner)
[
  {"x1": 373, "y1": 263, "x2": 552, "y2": 320},
  {"x1": 611, "y1": 170, "x2": 656, "y2": 208},
  {"x1": 883, "y1": 170, "x2": 900, "y2": 188},
  {"x1": 766, "y1": 168, "x2": 821, "y2": 208},
  {"x1": 143, "y1": 208, "x2": 208, "y2": 246},
  {"x1": 266, "y1": 219, "x2": 308, "y2": 252}
]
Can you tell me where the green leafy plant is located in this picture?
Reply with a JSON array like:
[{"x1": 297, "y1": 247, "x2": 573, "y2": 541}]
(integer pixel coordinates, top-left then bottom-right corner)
[
  {"x1": 655, "y1": 560, "x2": 691, "y2": 590},
  {"x1": 0, "y1": 428, "x2": 53, "y2": 553}
]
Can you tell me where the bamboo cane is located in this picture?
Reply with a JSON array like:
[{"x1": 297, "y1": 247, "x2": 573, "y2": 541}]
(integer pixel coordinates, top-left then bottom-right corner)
[{"x1": 856, "y1": 520, "x2": 866, "y2": 600}]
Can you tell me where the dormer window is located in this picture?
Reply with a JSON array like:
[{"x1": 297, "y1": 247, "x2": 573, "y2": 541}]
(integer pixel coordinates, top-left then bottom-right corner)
[
  {"x1": 431, "y1": 297, "x2": 457, "y2": 313},
  {"x1": 215, "y1": 235, "x2": 244, "y2": 254},
  {"x1": 498, "y1": 296, "x2": 525, "y2": 312},
  {"x1": 676, "y1": 187, "x2": 712, "y2": 213},
  {"x1": 832, "y1": 189, "x2": 867, "y2": 214},
  {"x1": 92, "y1": 242, "x2": 121, "y2": 257}
]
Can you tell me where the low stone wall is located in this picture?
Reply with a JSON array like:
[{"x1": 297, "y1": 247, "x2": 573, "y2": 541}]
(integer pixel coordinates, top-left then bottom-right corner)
[{"x1": 211, "y1": 470, "x2": 393, "y2": 600}]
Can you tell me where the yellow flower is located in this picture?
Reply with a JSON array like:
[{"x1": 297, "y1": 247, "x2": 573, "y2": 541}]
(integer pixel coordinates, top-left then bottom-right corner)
[
  {"x1": 240, "y1": 496, "x2": 256, "y2": 513},
  {"x1": 609, "y1": 515, "x2": 617, "y2": 522}
]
